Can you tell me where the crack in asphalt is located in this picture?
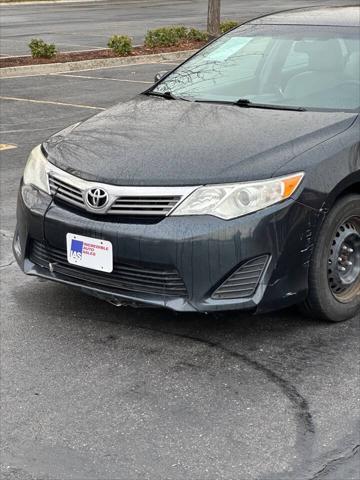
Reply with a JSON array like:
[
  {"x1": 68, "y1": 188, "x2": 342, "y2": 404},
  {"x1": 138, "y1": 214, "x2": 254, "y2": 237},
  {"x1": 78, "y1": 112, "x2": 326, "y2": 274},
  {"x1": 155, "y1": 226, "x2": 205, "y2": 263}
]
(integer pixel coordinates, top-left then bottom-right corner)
[
  {"x1": 310, "y1": 444, "x2": 360, "y2": 480},
  {"x1": 0, "y1": 230, "x2": 13, "y2": 239},
  {"x1": 0, "y1": 231, "x2": 16, "y2": 269},
  {"x1": 0, "y1": 259, "x2": 16, "y2": 270},
  {"x1": 136, "y1": 325, "x2": 316, "y2": 467}
]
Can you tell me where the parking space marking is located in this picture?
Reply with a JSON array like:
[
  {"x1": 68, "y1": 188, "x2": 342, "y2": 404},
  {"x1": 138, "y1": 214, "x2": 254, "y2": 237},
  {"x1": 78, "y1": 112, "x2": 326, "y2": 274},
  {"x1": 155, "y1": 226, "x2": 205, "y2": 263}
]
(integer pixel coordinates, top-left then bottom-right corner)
[
  {"x1": 0, "y1": 96, "x2": 105, "y2": 110},
  {"x1": 0, "y1": 39, "x2": 107, "y2": 51},
  {"x1": 53, "y1": 73, "x2": 152, "y2": 84},
  {"x1": 0, "y1": 143, "x2": 17, "y2": 151},
  {"x1": 0, "y1": 73, "x2": 56, "y2": 79},
  {"x1": 0, "y1": 62, "x2": 180, "y2": 80},
  {"x1": 0, "y1": 126, "x2": 67, "y2": 134}
]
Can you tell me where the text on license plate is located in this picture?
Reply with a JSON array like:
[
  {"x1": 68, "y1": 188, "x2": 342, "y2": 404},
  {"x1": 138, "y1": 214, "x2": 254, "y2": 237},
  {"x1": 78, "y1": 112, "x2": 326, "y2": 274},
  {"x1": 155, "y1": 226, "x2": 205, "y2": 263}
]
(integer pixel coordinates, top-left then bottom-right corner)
[{"x1": 66, "y1": 233, "x2": 113, "y2": 273}]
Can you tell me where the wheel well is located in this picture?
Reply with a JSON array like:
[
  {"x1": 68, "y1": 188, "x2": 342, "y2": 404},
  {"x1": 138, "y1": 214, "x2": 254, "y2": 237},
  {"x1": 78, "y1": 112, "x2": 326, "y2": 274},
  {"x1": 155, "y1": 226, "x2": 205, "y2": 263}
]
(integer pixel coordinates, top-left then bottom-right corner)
[
  {"x1": 315, "y1": 182, "x2": 360, "y2": 243},
  {"x1": 331, "y1": 182, "x2": 360, "y2": 207}
]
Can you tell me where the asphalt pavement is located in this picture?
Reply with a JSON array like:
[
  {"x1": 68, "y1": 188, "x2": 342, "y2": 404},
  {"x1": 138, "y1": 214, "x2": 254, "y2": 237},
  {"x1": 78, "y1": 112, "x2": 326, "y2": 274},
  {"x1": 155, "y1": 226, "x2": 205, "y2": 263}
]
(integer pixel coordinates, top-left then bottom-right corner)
[
  {"x1": 0, "y1": 0, "x2": 358, "y2": 57},
  {"x1": 0, "y1": 60, "x2": 359, "y2": 480}
]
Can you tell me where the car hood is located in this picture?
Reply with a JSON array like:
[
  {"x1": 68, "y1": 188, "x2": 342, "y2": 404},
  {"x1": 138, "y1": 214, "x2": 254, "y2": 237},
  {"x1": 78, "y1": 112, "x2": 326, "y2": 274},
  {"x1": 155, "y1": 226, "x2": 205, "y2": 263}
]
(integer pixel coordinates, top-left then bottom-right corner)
[{"x1": 44, "y1": 96, "x2": 356, "y2": 186}]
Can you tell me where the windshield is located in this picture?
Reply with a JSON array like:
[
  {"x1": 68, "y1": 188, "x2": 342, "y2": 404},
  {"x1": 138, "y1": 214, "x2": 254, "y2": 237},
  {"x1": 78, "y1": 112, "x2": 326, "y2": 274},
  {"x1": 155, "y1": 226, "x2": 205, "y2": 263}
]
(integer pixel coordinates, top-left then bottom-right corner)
[{"x1": 153, "y1": 25, "x2": 360, "y2": 112}]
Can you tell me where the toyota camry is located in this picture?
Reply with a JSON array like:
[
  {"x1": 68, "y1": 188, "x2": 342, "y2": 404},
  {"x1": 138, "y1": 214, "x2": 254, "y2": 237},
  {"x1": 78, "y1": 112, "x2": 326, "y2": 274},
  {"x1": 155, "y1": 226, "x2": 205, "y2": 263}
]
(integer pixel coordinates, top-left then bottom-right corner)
[{"x1": 13, "y1": 6, "x2": 360, "y2": 322}]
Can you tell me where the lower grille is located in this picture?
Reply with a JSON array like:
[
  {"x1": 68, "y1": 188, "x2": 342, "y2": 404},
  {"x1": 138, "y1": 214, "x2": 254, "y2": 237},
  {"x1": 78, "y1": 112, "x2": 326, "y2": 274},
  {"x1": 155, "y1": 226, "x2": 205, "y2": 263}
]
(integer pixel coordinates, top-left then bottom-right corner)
[
  {"x1": 212, "y1": 256, "x2": 269, "y2": 300},
  {"x1": 29, "y1": 241, "x2": 187, "y2": 297}
]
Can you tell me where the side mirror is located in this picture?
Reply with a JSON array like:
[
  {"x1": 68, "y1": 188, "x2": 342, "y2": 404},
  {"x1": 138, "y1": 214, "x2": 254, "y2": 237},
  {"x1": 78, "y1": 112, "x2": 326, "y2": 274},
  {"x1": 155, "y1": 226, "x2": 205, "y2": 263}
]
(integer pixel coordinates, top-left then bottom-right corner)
[{"x1": 154, "y1": 71, "x2": 168, "y2": 83}]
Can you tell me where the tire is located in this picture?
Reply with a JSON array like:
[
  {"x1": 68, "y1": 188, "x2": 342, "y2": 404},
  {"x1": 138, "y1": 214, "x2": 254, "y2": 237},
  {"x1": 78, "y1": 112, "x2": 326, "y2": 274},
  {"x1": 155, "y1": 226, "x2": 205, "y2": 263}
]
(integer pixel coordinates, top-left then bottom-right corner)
[{"x1": 301, "y1": 194, "x2": 360, "y2": 322}]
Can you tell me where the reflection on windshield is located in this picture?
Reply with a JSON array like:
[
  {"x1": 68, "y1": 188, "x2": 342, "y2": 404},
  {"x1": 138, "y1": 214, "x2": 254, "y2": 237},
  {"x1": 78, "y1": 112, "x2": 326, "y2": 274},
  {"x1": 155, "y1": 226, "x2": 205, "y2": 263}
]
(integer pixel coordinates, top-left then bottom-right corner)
[{"x1": 153, "y1": 25, "x2": 360, "y2": 111}]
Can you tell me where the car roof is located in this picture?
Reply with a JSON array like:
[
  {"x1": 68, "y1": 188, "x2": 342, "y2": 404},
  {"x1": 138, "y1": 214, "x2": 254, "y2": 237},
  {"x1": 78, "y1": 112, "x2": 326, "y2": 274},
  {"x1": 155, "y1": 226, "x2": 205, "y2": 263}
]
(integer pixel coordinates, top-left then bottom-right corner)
[{"x1": 250, "y1": 5, "x2": 360, "y2": 27}]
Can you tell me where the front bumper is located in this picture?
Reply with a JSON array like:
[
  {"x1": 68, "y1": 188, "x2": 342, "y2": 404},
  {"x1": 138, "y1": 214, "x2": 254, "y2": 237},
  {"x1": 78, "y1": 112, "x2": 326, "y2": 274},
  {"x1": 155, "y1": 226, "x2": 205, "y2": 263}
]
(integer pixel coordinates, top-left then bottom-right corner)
[{"x1": 14, "y1": 183, "x2": 322, "y2": 313}]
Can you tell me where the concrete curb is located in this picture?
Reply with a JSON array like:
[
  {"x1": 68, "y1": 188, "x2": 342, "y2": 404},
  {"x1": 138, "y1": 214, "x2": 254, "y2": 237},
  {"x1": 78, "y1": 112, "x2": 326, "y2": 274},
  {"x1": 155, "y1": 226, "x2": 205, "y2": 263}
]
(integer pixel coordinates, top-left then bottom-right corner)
[{"x1": 0, "y1": 50, "x2": 197, "y2": 78}]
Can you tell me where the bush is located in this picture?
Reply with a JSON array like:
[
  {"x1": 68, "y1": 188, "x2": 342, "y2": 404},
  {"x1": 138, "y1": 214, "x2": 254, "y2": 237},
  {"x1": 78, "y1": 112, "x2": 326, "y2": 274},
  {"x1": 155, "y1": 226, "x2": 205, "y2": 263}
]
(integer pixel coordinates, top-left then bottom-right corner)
[
  {"x1": 171, "y1": 26, "x2": 188, "y2": 40},
  {"x1": 29, "y1": 39, "x2": 56, "y2": 58},
  {"x1": 107, "y1": 35, "x2": 132, "y2": 56},
  {"x1": 144, "y1": 26, "x2": 188, "y2": 48},
  {"x1": 187, "y1": 28, "x2": 208, "y2": 42},
  {"x1": 220, "y1": 20, "x2": 239, "y2": 34},
  {"x1": 145, "y1": 26, "x2": 208, "y2": 48}
]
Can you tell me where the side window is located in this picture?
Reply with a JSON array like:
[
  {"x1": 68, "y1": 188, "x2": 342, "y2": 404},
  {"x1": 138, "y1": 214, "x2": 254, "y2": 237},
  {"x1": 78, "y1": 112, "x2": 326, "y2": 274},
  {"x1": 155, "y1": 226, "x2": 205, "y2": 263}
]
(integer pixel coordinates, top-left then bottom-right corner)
[{"x1": 282, "y1": 43, "x2": 309, "y2": 72}]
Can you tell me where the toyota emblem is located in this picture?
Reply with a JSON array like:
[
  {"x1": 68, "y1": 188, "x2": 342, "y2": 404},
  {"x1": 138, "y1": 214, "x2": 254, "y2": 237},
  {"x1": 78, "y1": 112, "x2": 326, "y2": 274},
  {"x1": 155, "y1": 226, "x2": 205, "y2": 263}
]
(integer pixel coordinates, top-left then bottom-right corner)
[{"x1": 85, "y1": 187, "x2": 109, "y2": 209}]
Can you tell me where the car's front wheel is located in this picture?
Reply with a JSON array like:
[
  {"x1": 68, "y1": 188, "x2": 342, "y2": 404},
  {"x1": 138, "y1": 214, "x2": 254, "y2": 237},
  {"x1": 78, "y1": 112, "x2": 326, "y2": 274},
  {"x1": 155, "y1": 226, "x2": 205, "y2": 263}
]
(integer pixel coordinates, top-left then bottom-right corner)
[{"x1": 302, "y1": 194, "x2": 360, "y2": 322}]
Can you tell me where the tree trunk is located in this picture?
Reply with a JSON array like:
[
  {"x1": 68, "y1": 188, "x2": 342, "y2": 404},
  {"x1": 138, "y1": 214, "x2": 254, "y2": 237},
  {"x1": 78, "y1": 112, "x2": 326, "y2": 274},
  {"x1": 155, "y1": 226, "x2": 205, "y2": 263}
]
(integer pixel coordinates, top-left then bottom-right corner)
[{"x1": 207, "y1": 0, "x2": 221, "y2": 39}]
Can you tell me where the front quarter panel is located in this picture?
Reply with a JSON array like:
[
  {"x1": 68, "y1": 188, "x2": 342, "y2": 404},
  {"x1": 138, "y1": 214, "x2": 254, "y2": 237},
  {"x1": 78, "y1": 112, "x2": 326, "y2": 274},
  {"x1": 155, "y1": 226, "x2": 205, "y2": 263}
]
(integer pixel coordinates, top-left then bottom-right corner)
[{"x1": 276, "y1": 115, "x2": 359, "y2": 210}]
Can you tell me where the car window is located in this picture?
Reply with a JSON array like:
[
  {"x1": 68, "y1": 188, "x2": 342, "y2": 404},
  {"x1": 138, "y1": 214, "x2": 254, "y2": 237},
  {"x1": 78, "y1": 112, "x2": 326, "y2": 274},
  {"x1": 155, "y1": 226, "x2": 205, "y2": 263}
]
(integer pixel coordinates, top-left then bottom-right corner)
[
  {"x1": 155, "y1": 35, "x2": 273, "y2": 98},
  {"x1": 220, "y1": 36, "x2": 273, "y2": 79},
  {"x1": 282, "y1": 44, "x2": 309, "y2": 71},
  {"x1": 153, "y1": 25, "x2": 360, "y2": 112}
]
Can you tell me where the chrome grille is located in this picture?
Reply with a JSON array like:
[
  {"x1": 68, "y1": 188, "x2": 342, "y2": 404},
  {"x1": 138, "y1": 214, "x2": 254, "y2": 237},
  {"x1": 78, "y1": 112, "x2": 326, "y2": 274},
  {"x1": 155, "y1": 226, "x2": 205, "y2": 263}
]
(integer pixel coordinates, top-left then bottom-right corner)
[
  {"x1": 110, "y1": 196, "x2": 182, "y2": 215},
  {"x1": 29, "y1": 241, "x2": 187, "y2": 297},
  {"x1": 47, "y1": 170, "x2": 195, "y2": 217},
  {"x1": 212, "y1": 256, "x2": 269, "y2": 300},
  {"x1": 49, "y1": 174, "x2": 84, "y2": 208}
]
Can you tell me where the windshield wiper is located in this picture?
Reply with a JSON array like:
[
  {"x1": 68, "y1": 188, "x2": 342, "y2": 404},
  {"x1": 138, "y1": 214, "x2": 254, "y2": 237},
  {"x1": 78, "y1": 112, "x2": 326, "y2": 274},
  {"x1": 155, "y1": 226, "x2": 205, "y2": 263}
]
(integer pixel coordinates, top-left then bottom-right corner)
[
  {"x1": 145, "y1": 91, "x2": 179, "y2": 100},
  {"x1": 193, "y1": 98, "x2": 307, "y2": 111},
  {"x1": 146, "y1": 93, "x2": 305, "y2": 110},
  {"x1": 234, "y1": 98, "x2": 307, "y2": 112}
]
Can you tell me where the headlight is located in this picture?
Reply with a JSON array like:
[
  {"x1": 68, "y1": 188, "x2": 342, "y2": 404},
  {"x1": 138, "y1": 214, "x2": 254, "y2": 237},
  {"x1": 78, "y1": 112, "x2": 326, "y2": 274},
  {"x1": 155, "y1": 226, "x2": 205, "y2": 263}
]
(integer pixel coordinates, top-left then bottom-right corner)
[
  {"x1": 23, "y1": 145, "x2": 50, "y2": 194},
  {"x1": 171, "y1": 173, "x2": 304, "y2": 220}
]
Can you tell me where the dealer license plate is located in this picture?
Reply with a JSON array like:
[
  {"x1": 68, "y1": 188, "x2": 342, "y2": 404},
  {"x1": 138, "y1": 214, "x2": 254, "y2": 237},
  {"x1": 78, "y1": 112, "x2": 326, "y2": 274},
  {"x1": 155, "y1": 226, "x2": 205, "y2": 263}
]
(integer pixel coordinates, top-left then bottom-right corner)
[{"x1": 66, "y1": 233, "x2": 113, "y2": 273}]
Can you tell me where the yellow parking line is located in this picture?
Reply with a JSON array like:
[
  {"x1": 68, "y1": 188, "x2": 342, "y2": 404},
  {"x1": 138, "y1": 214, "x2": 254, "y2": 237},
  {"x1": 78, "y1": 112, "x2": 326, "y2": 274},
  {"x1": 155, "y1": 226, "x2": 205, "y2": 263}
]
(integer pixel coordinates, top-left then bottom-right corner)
[
  {"x1": 0, "y1": 96, "x2": 105, "y2": 110},
  {"x1": 0, "y1": 143, "x2": 17, "y2": 151}
]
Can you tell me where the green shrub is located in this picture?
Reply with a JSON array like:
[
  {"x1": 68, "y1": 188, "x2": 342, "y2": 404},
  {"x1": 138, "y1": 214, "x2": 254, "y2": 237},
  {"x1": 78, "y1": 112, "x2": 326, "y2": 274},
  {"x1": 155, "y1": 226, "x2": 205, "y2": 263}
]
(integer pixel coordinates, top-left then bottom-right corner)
[
  {"x1": 29, "y1": 39, "x2": 56, "y2": 58},
  {"x1": 220, "y1": 20, "x2": 239, "y2": 34},
  {"x1": 187, "y1": 28, "x2": 208, "y2": 42},
  {"x1": 107, "y1": 35, "x2": 132, "y2": 56},
  {"x1": 171, "y1": 26, "x2": 188, "y2": 39},
  {"x1": 144, "y1": 26, "x2": 188, "y2": 48}
]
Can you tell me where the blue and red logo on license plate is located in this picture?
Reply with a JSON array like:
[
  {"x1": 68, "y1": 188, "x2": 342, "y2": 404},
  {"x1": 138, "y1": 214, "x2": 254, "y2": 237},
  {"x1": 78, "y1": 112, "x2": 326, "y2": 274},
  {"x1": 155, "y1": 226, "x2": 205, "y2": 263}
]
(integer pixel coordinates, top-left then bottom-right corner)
[
  {"x1": 70, "y1": 239, "x2": 84, "y2": 260},
  {"x1": 66, "y1": 233, "x2": 113, "y2": 272}
]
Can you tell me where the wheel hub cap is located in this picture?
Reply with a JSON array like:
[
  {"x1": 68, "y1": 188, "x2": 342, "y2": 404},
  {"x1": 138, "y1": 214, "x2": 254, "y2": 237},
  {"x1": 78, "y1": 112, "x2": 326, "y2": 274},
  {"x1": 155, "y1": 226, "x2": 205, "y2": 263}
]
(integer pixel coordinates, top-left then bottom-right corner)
[{"x1": 328, "y1": 217, "x2": 360, "y2": 302}]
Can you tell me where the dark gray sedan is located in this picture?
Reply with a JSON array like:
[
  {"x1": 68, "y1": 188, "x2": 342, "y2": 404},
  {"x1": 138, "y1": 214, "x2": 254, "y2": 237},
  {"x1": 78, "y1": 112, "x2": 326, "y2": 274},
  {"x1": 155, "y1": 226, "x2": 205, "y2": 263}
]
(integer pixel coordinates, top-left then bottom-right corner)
[{"x1": 14, "y1": 5, "x2": 360, "y2": 322}]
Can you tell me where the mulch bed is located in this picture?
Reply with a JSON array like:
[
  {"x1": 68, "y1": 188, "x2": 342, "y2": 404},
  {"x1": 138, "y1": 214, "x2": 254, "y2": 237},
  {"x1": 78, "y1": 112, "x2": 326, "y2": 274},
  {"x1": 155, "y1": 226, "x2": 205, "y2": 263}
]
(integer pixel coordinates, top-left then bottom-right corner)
[{"x1": 0, "y1": 41, "x2": 205, "y2": 68}]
